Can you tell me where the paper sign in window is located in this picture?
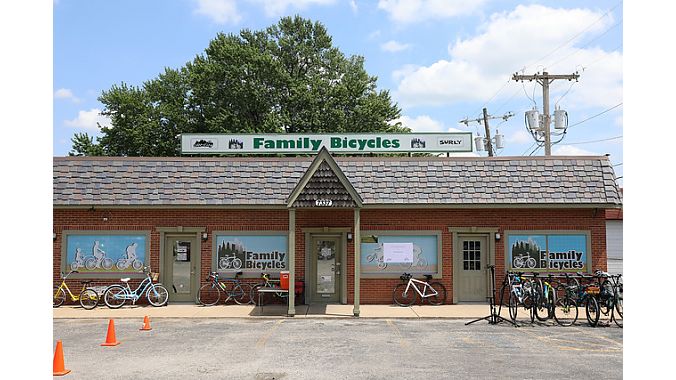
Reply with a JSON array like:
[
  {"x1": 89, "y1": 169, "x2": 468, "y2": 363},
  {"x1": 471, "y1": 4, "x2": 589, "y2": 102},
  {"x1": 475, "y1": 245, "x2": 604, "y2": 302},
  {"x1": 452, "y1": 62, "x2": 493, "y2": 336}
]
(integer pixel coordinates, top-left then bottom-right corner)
[{"x1": 383, "y1": 243, "x2": 413, "y2": 263}]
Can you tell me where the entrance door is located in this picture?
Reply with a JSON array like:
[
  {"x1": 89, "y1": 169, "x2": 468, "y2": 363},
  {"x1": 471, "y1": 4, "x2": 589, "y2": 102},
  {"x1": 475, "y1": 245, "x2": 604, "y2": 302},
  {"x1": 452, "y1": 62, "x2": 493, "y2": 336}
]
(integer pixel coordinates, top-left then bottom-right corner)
[
  {"x1": 311, "y1": 236, "x2": 341, "y2": 303},
  {"x1": 456, "y1": 235, "x2": 488, "y2": 302},
  {"x1": 164, "y1": 236, "x2": 197, "y2": 303}
]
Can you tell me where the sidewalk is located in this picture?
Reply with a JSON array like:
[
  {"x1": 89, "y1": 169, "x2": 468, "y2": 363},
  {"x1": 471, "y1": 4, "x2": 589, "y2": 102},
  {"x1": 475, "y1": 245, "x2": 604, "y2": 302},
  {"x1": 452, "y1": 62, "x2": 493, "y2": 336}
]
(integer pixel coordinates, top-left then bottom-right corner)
[{"x1": 53, "y1": 303, "x2": 511, "y2": 320}]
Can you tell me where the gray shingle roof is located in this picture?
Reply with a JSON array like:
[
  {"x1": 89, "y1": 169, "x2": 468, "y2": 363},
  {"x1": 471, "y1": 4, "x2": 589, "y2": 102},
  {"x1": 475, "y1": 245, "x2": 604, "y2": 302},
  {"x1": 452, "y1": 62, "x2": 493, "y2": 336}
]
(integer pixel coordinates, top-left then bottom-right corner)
[{"x1": 53, "y1": 156, "x2": 622, "y2": 207}]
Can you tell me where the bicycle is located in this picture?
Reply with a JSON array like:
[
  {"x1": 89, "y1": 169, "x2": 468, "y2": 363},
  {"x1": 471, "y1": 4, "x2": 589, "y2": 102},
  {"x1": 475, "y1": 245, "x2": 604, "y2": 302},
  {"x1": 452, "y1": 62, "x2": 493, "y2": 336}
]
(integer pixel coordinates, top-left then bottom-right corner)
[
  {"x1": 533, "y1": 273, "x2": 556, "y2": 322},
  {"x1": 552, "y1": 273, "x2": 580, "y2": 326},
  {"x1": 53, "y1": 270, "x2": 99, "y2": 310},
  {"x1": 116, "y1": 257, "x2": 144, "y2": 271},
  {"x1": 218, "y1": 254, "x2": 243, "y2": 270},
  {"x1": 512, "y1": 254, "x2": 536, "y2": 269},
  {"x1": 592, "y1": 270, "x2": 623, "y2": 328},
  {"x1": 392, "y1": 273, "x2": 446, "y2": 306},
  {"x1": 197, "y1": 271, "x2": 252, "y2": 306},
  {"x1": 250, "y1": 273, "x2": 288, "y2": 306},
  {"x1": 506, "y1": 272, "x2": 535, "y2": 323},
  {"x1": 103, "y1": 267, "x2": 169, "y2": 308}
]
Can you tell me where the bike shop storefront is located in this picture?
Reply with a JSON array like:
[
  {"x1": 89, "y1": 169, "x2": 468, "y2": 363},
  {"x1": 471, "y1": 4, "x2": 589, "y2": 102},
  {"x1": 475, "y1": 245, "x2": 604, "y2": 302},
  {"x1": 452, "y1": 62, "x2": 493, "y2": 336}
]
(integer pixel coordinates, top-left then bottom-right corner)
[{"x1": 53, "y1": 133, "x2": 622, "y2": 315}]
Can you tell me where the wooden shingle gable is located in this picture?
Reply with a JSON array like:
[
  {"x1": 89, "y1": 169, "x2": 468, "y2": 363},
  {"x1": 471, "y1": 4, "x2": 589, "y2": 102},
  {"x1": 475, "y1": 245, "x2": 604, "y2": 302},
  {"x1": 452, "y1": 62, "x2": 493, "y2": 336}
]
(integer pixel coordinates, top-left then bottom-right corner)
[{"x1": 286, "y1": 147, "x2": 363, "y2": 208}]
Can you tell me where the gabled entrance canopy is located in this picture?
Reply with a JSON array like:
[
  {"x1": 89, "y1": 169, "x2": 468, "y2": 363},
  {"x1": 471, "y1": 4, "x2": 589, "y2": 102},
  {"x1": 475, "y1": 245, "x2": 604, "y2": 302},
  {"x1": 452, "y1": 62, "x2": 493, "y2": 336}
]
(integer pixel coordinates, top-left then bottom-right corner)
[{"x1": 286, "y1": 147, "x2": 363, "y2": 209}]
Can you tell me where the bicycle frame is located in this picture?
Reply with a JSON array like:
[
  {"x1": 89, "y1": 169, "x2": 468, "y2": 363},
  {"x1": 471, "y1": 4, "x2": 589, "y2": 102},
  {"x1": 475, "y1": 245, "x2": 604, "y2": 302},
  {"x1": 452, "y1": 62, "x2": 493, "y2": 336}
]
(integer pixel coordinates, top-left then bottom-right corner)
[
  {"x1": 117, "y1": 274, "x2": 160, "y2": 303},
  {"x1": 405, "y1": 277, "x2": 438, "y2": 298}
]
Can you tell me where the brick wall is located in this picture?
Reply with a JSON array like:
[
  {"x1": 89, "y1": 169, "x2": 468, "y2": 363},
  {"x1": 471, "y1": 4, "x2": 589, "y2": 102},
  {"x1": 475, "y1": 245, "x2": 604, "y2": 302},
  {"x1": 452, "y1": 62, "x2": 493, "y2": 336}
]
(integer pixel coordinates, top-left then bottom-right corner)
[{"x1": 53, "y1": 207, "x2": 606, "y2": 304}]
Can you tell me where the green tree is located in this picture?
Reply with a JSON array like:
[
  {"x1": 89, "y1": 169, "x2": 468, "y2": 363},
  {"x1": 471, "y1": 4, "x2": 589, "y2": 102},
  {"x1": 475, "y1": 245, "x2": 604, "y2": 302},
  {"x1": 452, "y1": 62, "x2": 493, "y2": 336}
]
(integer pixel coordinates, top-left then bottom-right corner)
[
  {"x1": 74, "y1": 16, "x2": 405, "y2": 156},
  {"x1": 68, "y1": 132, "x2": 104, "y2": 156}
]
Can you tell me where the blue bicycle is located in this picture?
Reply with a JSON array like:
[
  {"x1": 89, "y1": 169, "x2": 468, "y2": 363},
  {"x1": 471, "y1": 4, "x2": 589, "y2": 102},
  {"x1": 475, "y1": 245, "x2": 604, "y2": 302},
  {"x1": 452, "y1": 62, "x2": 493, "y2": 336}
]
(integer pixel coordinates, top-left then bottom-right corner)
[{"x1": 103, "y1": 267, "x2": 169, "y2": 308}]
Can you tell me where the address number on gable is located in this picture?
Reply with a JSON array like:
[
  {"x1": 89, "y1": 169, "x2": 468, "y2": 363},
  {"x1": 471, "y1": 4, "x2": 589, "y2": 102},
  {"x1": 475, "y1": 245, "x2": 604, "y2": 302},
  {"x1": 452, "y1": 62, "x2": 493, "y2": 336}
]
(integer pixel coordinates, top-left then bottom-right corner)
[{"x1": 315, "y1": 199, "x2": 333, "y2": 207}]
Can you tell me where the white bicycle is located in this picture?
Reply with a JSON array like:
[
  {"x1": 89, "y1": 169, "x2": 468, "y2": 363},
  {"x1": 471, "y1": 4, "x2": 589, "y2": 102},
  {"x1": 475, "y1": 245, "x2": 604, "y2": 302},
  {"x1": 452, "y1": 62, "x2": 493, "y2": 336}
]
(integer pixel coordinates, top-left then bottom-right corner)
[
  {"x1": 219, "y1": 254, "x2": 242, "y2": 270},
  {"x1": 393, "y1": 273, "x2": 446, "y2": 306},
  {"x1": 512, "y1": 254, "x2": 536, "y2": 269}
]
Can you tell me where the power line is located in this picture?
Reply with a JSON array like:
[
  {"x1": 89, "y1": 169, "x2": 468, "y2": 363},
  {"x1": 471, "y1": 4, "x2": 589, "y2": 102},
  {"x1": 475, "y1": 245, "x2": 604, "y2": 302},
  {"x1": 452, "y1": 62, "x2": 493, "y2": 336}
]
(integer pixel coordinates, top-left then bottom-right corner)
[
  {"x1": 565, "y1": 135, "x2": 622, "y2": 145},
  {"x1": 568, "y1": 103, "x2": 623, "y2": 128},
  {"x1": 522, "y1": 1, "x2": 622, "y2": 72},
  {"x1": 548, "y1": 18, "x2": 623, "y2": 70}
]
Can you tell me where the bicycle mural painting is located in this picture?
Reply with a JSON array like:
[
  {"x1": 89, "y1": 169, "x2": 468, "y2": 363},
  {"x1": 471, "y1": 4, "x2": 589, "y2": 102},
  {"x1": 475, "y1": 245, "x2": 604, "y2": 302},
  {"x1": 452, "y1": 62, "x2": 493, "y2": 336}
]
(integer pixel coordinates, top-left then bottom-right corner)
[
  {"x1": 64, "y1": 233, "x2": 148, "y2": 274},
  {"x1": 361, "y1": 234, "x2": 439, "y2": 275}
]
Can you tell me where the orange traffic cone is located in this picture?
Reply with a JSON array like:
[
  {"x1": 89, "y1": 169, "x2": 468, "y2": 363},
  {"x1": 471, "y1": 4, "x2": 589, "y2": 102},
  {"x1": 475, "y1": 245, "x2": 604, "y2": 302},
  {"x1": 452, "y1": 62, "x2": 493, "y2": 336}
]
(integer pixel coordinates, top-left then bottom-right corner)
[
  {"x1": 101, "y1": 319, "x2": 121, "y2": 346},
  {"x1": 140, "y1": 315, "x2": 152, "y2": 331},
  {"x1": 53, "y1": 340, "x2": 71, "y2": 376}
]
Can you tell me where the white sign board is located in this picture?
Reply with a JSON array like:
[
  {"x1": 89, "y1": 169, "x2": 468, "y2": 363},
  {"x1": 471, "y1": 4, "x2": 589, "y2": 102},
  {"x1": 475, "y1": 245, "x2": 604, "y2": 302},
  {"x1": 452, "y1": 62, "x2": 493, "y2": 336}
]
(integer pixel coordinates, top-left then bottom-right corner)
[
  {"x1": 383, "y1": 243, "x2": 413, "y2": 263},
  {"x1": 181, "y1": 133, "x2": 473, "y2": 154}
]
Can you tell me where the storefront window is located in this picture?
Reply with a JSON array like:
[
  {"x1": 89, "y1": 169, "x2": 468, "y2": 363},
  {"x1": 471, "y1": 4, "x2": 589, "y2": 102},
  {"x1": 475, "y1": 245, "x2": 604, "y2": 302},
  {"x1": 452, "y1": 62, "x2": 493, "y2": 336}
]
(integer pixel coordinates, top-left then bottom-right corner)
[
  {"x1": 506, "y1": 232, "x2": 590, "y2": 272},
  {"x1": 360, "y1": 232, "x2": 441, "y2": 278},
  {"x1": 213, "y1": 233, "x2": 288, "y2": 275},
  {"x1": 62, "y1": 232, "x2": 149, "y2": 276}
]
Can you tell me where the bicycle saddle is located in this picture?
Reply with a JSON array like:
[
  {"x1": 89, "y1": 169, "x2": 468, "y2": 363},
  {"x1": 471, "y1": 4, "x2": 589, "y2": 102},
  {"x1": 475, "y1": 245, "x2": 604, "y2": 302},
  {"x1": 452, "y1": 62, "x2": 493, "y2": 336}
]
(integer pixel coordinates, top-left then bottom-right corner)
[
  {"x1": 80, "y1": 280, "x2": 92, "y2": 285},
  {"x1": 423, "y1": 274, "x2": 433, "y2": 281},
  {"x1": 120, "y1": 278, "x2": 131, "y2": 283}
]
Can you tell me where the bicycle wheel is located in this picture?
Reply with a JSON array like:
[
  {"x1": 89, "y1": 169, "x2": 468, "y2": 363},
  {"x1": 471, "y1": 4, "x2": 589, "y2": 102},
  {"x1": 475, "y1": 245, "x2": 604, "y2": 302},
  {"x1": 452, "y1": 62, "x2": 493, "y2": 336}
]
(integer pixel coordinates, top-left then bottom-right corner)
[
  {"x1": 508, "y1": 292, "x2": 518, "y2": 322},
  {"x1": 197, "y1": 283, "x2": 221, "y2": 306},
  {"x1": 393, "y1": 283, "x2": 417, "y2": 306},
  {"x1": 585, "y1": 296, "x2": 600, "y2": 327},
  {"x1": 250, "y1": 283, "x2": 266, "y2": 306},
  {"x1": 613, "y1": 287, "x2": 623, "y2": 328},
  {"x1": 535, "y1": 288, "x2": 555, "y2": 322},
  {"x1": 231, "y1": 283, "x2": 252, "y2": 305},
  {"x1": 132, "y1": 260, "x2": 144, "y2": 271},
  {"x1": 103, "y1": 285, "x2": 127, "y2": 309},
  {"x1": 427, "y1": 282, "x2": 446, "y2": 305},
  {"x1": 79, "y1": 288, "x2": 99, "y2": 310},
  {"x1": 84, "y1": 257, "x2": 97, "y2": 270},
  {"x1": 53, "y1": 286, "x2": 66, "y2": 308},
  {"x1": 553, "y1": 297, "x2": 578, "y2": 326},
  {"x1": 101, "y1": 258, "x2": 114, "y2": 270},
  {"x1": 146, "y1": 285, "x2": 169, "y2": 307}
]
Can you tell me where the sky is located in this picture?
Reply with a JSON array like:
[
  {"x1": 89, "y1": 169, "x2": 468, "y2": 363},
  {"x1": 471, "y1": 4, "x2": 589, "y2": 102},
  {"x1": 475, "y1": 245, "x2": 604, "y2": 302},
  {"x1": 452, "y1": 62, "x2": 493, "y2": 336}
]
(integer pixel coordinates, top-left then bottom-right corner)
[{"x1": 53, "y1": 0, "x2": 623, "y2": 183}]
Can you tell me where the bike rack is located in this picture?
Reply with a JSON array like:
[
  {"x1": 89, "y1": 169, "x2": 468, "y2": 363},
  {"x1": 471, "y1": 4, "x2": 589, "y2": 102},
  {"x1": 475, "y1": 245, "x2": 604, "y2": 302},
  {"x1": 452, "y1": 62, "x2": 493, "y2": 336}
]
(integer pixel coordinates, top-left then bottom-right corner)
[{"x1": 466, "y1": 265, "x2": 517, "y2": 327}]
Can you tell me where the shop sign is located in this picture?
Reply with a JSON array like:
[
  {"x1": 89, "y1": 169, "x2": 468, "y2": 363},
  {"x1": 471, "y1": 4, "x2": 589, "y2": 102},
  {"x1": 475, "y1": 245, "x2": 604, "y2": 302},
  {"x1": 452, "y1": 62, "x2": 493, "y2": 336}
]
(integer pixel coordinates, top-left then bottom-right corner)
[
  {"x1": 215, "y1": 235, "x2": 288, "y2": 273},
  {"x1": 181, "y1": 133, "x2": 473, "y2": 154},
  {"x1": 507, "y1": 234, "x2": 588, "y2": 272}
]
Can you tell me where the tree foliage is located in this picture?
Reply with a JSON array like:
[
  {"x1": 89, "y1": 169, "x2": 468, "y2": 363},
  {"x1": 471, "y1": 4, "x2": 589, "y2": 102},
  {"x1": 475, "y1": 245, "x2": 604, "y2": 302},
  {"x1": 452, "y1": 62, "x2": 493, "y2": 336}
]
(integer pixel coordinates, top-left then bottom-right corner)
[{"x1": 74, "y1": 16, "x2": 405, "y2": 156}]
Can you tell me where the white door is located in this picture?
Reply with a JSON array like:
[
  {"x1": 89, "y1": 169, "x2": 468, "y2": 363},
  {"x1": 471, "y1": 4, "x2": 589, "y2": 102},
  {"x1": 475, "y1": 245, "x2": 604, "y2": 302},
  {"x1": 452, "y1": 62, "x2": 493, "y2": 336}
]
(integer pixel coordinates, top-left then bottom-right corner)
[{"x1": 456, "y1": 236, "x2": 488, "y2": 302}]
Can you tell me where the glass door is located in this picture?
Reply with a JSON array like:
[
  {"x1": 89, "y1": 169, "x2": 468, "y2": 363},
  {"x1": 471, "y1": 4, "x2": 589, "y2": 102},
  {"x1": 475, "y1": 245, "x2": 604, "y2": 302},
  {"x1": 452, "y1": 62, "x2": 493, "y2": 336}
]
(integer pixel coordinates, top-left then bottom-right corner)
[
  {"x1": 312, "y1": 237, "x2": 340, "y2": 303},
  {"x1": 164, "y1": 236, "x2": 197, "y2": 302}
]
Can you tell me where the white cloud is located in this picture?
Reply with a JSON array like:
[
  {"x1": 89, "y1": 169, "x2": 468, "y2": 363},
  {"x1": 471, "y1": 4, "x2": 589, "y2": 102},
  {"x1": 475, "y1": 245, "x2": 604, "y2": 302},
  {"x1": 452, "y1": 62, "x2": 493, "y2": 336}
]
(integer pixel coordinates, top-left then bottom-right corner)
[
  {"x1": 249, "y1": 0, "x2": 336, "y2": 17},
  {"x1": 552, "y1": 145, "x2": 598, "y2": 156},
  {"x1": 64, "y1": 109, "x2": 111, "y2": 131},
  {"x1": 54, "y1": 88, "x2": 80, "y2": 103},
  {"x1": 350, "y1": 0, "x2": 358, "y2": 13},
  {"x1": 377, "y1": 0, "x2": 487, "y2": 24},
  {"x1": 508, "y1": 129, "x2": 533, "y2": 145},
  {"x1": 393, "y1": 5, "x2": 622, "y2": 109},
  {"x1": 392, "y1": 115, "x2": 467, "y2": 134},
  {"x1": 194, "y1": 0, "x2": 241, "y2": 24},
  {"x1": 381, "y1": 40, "x2": 411, "y2": 53}
]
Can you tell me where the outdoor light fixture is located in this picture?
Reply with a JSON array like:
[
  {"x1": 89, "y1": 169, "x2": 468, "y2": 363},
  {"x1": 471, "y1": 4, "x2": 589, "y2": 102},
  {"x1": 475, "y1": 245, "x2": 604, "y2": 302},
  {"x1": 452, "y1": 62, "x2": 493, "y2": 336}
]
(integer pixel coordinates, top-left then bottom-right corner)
[
  {"x1": 347, "y1": 233, "x2": 353, "y2": 241},
  {"x1": 495, "y1": 233, "x2": 501, "y2": 241},
  {"x1": 202, "y1": 232, "x2": 208, "y2": 241},
  {"x1": 53, "y1": 232, "x2": 57, "y2": 240}
]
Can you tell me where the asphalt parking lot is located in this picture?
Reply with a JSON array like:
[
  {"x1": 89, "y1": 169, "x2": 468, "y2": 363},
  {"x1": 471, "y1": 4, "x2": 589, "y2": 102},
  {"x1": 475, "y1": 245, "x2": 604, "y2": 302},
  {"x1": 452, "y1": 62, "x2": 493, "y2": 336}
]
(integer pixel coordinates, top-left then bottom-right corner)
[{"x1": 53, "y1": 318, "x2": 622, "y2": 379}]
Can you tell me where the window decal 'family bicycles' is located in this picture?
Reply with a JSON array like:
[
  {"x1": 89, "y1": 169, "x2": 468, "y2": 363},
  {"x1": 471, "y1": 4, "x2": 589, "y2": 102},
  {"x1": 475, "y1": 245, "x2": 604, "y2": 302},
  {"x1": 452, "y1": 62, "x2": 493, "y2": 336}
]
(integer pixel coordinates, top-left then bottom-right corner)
[{"x1": 65, "y1": 234, "x2": 148, "y2": 273}]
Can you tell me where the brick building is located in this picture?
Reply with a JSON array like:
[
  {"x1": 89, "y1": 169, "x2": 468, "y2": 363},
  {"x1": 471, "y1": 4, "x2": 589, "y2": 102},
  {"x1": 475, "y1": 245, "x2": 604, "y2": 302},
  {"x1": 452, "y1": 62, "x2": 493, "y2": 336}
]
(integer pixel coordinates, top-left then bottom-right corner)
[{"x1": 53, "y1": 148, "x2": 622, "y2": 316}]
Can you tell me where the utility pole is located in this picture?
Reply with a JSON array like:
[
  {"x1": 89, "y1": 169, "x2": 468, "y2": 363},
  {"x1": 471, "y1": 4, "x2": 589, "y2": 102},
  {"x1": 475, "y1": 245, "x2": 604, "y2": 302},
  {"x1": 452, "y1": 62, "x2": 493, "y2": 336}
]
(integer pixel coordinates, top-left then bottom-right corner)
[
  {"x1": 482, "y1": 108, "x2": 494, "y2": 157},
  {"x1": 460, "y1": 109, "x2": 513, "y2": 157},
  {"x1": 512, "y1": 71, "x2": 579, "y2": 156}
]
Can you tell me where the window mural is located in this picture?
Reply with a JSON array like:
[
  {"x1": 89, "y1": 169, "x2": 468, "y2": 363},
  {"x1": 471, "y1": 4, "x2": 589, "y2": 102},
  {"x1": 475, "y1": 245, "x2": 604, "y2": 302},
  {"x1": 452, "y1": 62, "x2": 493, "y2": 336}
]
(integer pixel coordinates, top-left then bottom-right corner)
[
  {"x1": 507, "y1": 233, "x2": 588, "y2": 272},
  {"x1": 361, "y1": 234, "x2": 439, "y2": 275},
  {"x1": 64, "y1": 233, "x2": 148, "y2": 274},
  {"x1": 215, "y1": 234, "x2": 288, "y2": 273}
]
